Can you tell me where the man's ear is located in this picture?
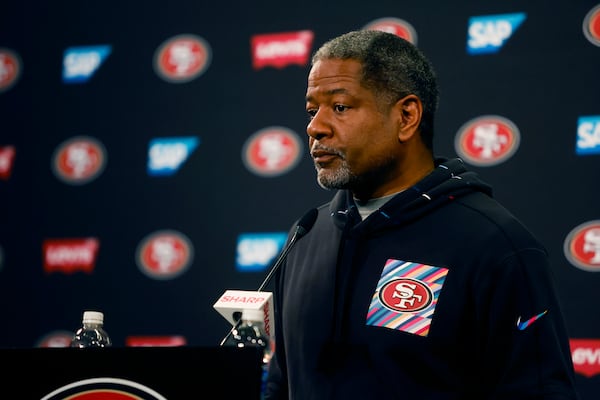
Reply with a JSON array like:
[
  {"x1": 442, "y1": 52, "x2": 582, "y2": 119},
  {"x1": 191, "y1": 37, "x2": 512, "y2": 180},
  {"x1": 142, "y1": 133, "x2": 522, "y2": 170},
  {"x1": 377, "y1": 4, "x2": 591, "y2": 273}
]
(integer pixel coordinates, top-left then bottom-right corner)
[{"x1": 395, "y1": 94, "x2": 422, "y2": 143}]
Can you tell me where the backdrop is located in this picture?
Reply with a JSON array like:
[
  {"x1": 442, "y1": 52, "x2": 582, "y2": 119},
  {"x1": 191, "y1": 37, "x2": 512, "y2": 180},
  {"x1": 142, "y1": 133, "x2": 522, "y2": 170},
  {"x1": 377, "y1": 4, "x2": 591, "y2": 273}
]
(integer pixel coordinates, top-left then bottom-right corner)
[{"x1": 1, "y1": 0, "x2": 599, "y2": 398}]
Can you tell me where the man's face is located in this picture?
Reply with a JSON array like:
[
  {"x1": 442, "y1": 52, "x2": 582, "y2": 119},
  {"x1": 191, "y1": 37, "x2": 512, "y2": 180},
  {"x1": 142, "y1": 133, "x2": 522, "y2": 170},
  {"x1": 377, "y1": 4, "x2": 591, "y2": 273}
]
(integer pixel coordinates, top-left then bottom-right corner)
[{"x1": 305, "y1": 58, "x2": 402, "y2": 197}]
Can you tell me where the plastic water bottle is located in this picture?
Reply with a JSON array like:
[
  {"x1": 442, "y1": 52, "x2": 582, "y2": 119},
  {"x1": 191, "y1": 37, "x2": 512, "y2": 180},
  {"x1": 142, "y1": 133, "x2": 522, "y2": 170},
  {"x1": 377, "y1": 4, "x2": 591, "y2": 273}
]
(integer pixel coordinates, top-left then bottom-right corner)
[
  {"x1": 70, "y1": 310, "x2": 112, "y2": 348},
  {"x1": 224, "y1": 309, "x2": 272, "y2": 397}
]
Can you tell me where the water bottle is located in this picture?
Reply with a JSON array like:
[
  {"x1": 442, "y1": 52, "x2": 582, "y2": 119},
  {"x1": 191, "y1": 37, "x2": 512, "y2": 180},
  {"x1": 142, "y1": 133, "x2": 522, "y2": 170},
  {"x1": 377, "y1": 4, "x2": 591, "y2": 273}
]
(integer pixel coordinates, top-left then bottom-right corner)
[
  {"x1": 223, "y1": 309, "x2": 272, "y2": 397},
  {"x1": 70, "y1": 310, "x2": 112, "y2": 348}
]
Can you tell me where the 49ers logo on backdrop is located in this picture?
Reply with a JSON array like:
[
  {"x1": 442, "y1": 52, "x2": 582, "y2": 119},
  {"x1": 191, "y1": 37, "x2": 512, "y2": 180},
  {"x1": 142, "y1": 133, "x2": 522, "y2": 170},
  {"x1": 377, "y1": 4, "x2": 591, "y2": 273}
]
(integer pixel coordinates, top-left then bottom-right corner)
[
  {"x1": 454, "y1": 115, "x2": 520, "y2": 166},
  {"x1": 153, "y1": 34, "x2": 212, "y2": 83},
  {"x1": 362, "y1": 17, "x2": 418, "y2": 44},
  {"x1": 242, "y1": 126, "x2": 302, "y2": 177},
  {"x1": 41, "y1": 377, "x2": 167, "y2": 400},
  {"x1": 136, "y1": 230, "x2": 194, "y2": 280},
  {"x1": 51, "y1": 136, "x2": 107, "y2": 185},
  {"x1": 583, "y1": 4, "x2": 600, "y2": 47},
  {"x1": 0, "y1": 47, "x2": 22, "y2": 93},
  {"x1": 563, "y1": 220, "x2": 600, "y2": 272},
  {"x1": 0, "y1": 145, "x2": 16, "y2": 180}
]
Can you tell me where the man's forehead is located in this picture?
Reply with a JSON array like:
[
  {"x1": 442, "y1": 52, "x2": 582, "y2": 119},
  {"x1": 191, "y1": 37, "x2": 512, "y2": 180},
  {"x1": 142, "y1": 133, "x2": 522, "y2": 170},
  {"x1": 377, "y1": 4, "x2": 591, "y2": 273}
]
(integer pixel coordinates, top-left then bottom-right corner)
[
  {"x1": 308, "y1": 58, "x2": 362, "y2": 79},
  {"x1": 307, "y1": 59, "x2": 363, "y2": 93}
]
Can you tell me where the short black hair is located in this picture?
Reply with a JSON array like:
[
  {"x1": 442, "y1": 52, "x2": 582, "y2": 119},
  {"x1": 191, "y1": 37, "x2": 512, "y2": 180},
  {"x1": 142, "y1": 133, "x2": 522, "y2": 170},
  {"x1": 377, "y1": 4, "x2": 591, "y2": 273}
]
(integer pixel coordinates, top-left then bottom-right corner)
[{"x1": 312, "y1": 30, "x2": 439, "y2": 151}]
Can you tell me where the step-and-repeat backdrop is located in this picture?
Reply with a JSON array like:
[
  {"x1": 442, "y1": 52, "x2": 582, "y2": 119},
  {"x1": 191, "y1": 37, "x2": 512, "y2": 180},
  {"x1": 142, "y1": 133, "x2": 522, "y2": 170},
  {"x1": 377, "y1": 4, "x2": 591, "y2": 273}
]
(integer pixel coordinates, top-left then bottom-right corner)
[{"x1": 1, "y1": 0, "x2": 599, "y2": 397}]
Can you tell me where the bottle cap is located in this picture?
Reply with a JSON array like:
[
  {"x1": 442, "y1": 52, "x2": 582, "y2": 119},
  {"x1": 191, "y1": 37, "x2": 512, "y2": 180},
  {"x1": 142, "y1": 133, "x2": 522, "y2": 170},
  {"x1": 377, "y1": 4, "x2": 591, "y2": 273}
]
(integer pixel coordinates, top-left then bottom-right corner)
[
  {"x1": 242, "y1": 309, "x2": 264, "y2": 322},
  {"x1": 82, "y1": 310, "x2": 104, "y2": 324}
]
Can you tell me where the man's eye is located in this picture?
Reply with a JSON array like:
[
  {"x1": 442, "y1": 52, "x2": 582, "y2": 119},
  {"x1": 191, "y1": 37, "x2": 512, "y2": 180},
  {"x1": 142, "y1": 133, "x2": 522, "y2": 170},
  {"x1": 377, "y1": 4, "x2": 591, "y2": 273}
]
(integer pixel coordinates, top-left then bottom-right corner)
[
  {"x1": 334, "y1": 105, "x2": 348, "y2": 112},
  {"x1": 307, "y1": 109, "x2": 317, "y2": 119}
]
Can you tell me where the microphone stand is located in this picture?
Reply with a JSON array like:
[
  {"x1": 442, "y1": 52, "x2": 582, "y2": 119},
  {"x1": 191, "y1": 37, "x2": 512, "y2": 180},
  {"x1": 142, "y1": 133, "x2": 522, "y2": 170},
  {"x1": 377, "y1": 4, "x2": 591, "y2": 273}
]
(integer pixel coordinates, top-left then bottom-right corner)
[
  {"x1": 219, "y1": 311, "x2": 242, "y2": 347},
  {"x1": 218, "y1": 208, "x2": 317, "y2": 347},
  {"x1": 219, "y1": 232, "x2": 301, "y2": 347}
]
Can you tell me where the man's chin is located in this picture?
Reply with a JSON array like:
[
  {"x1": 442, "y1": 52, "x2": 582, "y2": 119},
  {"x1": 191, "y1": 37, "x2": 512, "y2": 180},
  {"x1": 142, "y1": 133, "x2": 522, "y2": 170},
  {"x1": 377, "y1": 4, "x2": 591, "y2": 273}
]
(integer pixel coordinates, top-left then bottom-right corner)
[{"x1": 317, "y1": 173, "x2": 348, "y2": 191}]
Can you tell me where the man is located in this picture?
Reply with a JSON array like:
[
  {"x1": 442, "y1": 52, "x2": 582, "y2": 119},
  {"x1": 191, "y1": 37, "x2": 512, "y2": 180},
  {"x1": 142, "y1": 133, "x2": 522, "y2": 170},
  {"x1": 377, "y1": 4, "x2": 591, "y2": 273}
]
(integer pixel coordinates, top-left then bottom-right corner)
[{"x1": 264, "y1": 30, "x2": 579, "y2": 399}]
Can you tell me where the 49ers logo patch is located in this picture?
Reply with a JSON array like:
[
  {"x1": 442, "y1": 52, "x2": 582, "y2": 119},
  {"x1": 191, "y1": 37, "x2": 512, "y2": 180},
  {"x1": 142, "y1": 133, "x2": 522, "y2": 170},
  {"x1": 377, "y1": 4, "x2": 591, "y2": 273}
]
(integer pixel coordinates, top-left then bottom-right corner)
[
  {"x1": 367, "y1": 259, "x2": 448, "y2": 337},
  {"x1": 379, "y1": 278, "x2": 432, "y2": 313}
]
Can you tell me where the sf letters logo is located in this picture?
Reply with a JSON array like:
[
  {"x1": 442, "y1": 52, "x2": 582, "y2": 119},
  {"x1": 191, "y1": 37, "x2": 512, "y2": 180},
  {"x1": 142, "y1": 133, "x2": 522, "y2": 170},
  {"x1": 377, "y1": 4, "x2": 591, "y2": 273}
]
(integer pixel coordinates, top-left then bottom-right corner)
[{"x1": 379, "y1": 278, "x2": 433, "y2": 313}]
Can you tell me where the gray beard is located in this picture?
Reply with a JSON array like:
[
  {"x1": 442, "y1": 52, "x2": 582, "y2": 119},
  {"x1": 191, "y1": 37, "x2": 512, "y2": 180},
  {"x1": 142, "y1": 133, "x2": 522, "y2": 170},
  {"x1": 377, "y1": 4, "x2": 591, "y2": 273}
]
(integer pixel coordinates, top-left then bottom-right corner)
[{"x1": 315, "y1": 160, "x2": 354, "y2": 190}]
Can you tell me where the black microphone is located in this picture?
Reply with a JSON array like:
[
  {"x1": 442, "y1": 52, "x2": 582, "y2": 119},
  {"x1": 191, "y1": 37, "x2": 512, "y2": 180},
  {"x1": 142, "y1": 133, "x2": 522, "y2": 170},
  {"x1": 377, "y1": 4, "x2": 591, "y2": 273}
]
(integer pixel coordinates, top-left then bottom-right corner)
[
  {"x1": 257, "y1": 207, "x2": 318, "y2": 292},
  {"x1": 217, "y1": 208, "x2": 318, "y2": 346}
]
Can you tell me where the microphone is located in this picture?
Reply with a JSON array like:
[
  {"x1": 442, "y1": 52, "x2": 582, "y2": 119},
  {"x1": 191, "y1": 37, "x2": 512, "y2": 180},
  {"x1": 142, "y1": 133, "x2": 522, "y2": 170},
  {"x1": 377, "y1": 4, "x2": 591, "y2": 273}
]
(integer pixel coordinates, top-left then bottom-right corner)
[
  {"x1": 215, "y1": 208, "x2": 318, "y2": 346},
  {"x1": 257, "y1": 207, "x2": 318, "y2": 292}
]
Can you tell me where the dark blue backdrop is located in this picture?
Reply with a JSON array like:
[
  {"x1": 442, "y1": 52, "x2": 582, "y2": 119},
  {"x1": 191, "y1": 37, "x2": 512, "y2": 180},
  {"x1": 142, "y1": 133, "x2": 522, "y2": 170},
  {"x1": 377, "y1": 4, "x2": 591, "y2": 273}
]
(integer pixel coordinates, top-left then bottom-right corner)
[{"x1": 1, "y1": 0, "x2": 599, "y2": 398}]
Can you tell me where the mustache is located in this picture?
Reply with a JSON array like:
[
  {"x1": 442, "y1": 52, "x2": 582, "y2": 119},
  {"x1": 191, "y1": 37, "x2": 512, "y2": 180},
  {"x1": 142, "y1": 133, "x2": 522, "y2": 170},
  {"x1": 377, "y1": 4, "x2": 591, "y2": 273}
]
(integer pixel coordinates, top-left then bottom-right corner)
[{"x1": 310, "y1": 144, "x2": 344, "y2": 158}]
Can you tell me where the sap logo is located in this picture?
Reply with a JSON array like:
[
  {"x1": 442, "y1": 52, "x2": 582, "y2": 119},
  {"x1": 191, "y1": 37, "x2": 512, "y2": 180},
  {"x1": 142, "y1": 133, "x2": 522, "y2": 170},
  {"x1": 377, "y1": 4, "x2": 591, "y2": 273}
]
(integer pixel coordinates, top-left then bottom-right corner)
[
  {"x1": 62, "y1": 45, "x2": 111, "y2": 83},
  {"x1": 467, "y1": 13, "x2": 526, "y2": 54},
  {"x1": 576, "y1": 116, "x2": 600, "y2": 155},
  {"x1": 236, "y1": 232, "x2": 287, "y2": 272},
  {"x1": 147, "y1": 136, "x2": 200, "y2": 176}
]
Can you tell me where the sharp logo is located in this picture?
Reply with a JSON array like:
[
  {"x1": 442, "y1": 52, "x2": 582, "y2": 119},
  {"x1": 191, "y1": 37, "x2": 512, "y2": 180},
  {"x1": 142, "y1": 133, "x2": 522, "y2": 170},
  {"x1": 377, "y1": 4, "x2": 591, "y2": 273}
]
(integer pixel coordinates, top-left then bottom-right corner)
[
  {"x1": 467, "y1": 12, "x2": 526, "y2": 54},
  {"x1": 147, "y1": 136, "x2": 200, "y2": 176},
  {"x1": 576, "y1": 115, "x2": 600, "y2": 155},
  {"x1": 62, "y1": 45, "x2": 112, "y2": 83}
]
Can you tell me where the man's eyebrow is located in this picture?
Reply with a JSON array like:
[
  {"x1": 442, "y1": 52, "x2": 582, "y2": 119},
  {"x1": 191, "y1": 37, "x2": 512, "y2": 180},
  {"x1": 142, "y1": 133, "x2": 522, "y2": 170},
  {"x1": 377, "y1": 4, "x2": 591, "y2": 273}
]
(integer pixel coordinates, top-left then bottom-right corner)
[{"x1": 305, "y1": 88, "x2": 349, "y2": 102}]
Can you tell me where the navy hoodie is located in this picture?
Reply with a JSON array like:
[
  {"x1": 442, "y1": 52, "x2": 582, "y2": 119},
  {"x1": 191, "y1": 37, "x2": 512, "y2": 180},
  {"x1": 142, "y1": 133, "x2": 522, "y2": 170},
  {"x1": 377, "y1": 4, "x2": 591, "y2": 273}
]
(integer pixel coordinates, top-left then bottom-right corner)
[{"x1": 265, "y1": 158, "x2": 579, "y2": 400}]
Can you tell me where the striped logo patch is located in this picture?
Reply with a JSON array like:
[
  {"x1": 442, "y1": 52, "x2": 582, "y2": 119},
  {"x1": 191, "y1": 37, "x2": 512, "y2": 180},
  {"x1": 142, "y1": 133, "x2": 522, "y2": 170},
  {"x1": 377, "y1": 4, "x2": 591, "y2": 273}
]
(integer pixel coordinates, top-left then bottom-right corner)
[{"x1": 366, "y1": 259, "x2": 449, "y2": 337}]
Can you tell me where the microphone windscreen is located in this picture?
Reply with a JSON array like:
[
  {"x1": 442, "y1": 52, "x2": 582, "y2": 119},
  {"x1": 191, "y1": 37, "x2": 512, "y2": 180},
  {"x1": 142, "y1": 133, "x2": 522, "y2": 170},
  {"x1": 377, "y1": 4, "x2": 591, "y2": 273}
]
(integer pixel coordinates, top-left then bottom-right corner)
[{"x1": 296, "y1": 208, "x2": 318, "y2": 237}]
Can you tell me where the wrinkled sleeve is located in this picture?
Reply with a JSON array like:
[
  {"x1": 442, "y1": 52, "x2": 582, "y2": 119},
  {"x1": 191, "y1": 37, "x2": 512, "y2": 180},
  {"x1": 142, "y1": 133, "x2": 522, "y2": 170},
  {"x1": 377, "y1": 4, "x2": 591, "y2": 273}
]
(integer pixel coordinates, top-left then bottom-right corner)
[{"x1": 476, "y1": 248, "x2": 580, "y2": 399}]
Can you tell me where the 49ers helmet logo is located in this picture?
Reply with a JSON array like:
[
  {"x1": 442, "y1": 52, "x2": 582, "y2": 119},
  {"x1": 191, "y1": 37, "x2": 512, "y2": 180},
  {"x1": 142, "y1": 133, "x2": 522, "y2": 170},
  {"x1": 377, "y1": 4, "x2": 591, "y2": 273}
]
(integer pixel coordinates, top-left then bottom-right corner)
[
  {"x1": 242, "y1": 126, "x2": 302, "y2": 177},
  {"x1": 362, "y1": 18, "x2": 418, "y2": 44},
  {"x1": 51, "y1": 136, "x2": 107, "y2": 185},
  {"x1": 379, "y1": 278, "x2": 433, "y2": 313},
  {"x1": 583, "y1": 4, "x2": 600, "y2": 47},
  {"x1": 0, "y1": 47, "x2": 22, "y2": 93},
  {"x1": 41, "y1": 377, "x2": 167, "y2": 400},
  {"x1": 153, "y1": 34, "x2": 212, "y2": 83},
  {"x1": 136, "y1": 230, "x2": 194, "y2": 280},
  {"x1": 455, "y1": 115, "x2": 520, "y2": 166},
  {"x1": 563, "y1": 220, "x2": 600, "y2": 272}
]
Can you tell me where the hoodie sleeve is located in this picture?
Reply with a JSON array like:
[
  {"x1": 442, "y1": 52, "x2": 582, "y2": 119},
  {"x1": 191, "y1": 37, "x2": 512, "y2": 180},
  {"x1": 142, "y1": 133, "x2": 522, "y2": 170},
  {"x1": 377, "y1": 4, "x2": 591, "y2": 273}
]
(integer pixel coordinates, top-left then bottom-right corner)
[{"x1": 474, "y1": 247, "x2": 580, "y2": 399}]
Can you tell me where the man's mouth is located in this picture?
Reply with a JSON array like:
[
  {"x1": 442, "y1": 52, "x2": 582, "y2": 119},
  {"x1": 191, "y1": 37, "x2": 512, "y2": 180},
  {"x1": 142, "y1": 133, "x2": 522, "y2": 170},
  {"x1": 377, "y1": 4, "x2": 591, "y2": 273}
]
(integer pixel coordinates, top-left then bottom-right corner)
[{"x1": 311, "y1": 149, "x2": 340, "y2": 164}]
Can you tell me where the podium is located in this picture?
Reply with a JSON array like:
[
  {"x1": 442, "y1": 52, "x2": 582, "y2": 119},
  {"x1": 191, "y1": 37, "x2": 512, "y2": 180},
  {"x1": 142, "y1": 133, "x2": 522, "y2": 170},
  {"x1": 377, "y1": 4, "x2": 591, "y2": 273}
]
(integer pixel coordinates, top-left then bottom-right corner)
[{"x1": 2, "y1": 345, "x2": 264, "y2": 399}]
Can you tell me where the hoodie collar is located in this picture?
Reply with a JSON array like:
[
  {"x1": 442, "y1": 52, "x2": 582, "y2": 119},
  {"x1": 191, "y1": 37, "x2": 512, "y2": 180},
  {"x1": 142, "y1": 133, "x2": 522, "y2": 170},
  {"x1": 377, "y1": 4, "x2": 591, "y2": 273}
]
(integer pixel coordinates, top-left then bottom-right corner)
[{"x1": 329, "y1": 157, "x2": 493, "y2": 232}]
